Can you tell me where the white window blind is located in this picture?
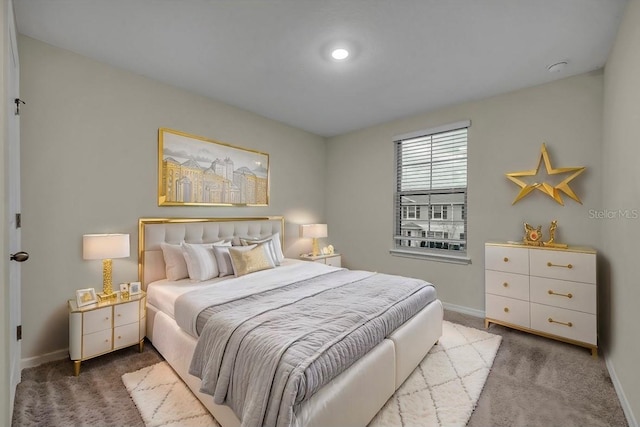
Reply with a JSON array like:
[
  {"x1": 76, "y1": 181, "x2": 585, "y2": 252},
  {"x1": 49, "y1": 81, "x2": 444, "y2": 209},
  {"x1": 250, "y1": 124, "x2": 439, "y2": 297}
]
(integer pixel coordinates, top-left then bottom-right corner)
[{"x1": 393, "y1": 122, "x2": 468, "y2": 257}]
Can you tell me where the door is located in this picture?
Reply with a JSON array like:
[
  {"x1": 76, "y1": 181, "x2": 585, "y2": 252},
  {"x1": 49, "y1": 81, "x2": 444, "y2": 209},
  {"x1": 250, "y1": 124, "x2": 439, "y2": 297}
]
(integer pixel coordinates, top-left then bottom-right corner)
[{"x1": 6, "y1": 0, "x2": 23, "y2": 411}]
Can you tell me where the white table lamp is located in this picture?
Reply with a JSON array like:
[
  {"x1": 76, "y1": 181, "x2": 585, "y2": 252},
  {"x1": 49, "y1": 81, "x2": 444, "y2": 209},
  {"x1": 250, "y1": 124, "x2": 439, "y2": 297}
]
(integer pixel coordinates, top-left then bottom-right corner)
[
  {"x1": 300, "y1": 224, "x2": 328, "y2": 257},
  {"x1": 83, "y1": 233, "x2": 130, "y2": 299}
]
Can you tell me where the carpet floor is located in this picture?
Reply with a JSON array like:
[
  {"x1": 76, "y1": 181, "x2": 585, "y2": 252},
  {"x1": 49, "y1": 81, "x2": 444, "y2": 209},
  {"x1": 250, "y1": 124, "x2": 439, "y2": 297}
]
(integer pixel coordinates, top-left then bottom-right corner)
[
  {"x1": 12, "y1": 311, "x2": 628, "y2": 426},
  {"x1": 121, "y1": 321, "x2": 500, "y2": 427}
]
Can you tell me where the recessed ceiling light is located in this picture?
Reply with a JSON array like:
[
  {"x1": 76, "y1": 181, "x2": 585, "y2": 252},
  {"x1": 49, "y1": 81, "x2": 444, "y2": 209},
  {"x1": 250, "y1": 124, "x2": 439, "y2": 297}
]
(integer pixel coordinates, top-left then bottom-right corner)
[
  {"x1": 547, "y1": 61, "x2": 568, "y2": 73},
  {"x1": 331, "y1": 48, "x2": 349, "y2": 61}
]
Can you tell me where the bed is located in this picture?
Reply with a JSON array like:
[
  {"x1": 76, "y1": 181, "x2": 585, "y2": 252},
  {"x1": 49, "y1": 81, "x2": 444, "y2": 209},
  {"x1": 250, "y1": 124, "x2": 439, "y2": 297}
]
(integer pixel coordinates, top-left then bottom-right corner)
[{"x1": 139, "y1": 217, "x2": 443, "y2": 427}]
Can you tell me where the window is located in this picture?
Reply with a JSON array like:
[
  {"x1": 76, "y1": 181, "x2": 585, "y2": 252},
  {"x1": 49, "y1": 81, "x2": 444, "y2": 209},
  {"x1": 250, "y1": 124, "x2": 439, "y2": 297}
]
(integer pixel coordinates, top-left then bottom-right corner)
[
  {"x1": 402, "y1": 205, "x2": 420, "y2": 220},
  {"x1": 431, "y1": 205, "x2": 448, "y2": 220},
  {"x1": 392, "y1": 120, "x2": 469, "y2": 262}
]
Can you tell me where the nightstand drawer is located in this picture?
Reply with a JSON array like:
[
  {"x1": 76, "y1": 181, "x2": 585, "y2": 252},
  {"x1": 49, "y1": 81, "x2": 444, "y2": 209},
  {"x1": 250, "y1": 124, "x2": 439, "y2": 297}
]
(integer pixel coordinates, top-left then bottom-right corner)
[
  {"x1": 530, "y1": 250, "x2": 596, "y2": 283},
  {"x1": 114, "y1": 301, "x2": 139, "y2": 326},
  {"x1": 324, "y1": 255, "x2": 341, "y2": 267},
  {"x1": 530, "y1": 303, "x2": 596, "y2": 345},
  {"x1": 83, "y1": 329, "x2": 112, "y2": 358},
  {"x1": 114, "y1": 323, "x2": 140, "y2": 349},
  {"x1": 485, "y1": 294, "x2": 530, "y2": 328},
  {"x1": 485, "y1": 270, "x2": 529, "y2": 301},
  {"x1": 530, "y1": 277, "x2": 596, "y2": 314},
  {"x1": 485, "y1": 245, "x2": 528, "y2": 274},
  {"x1": 83, "y1": 307, "x2": 112, "y2": 334}
]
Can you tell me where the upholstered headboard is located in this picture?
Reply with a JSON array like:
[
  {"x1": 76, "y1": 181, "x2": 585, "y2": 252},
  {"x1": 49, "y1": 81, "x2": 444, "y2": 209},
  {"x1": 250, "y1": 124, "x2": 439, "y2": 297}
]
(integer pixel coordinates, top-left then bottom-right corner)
[{"x1": 138, "y1": 217, "x2": 285, "y2": 288}]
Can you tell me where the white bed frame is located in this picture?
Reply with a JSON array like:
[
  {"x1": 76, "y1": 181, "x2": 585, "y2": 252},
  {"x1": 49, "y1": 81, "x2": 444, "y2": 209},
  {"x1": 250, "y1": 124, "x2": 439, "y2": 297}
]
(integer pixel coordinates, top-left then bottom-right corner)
[{"x1": 139, "y1": 217, "x2": 443, "y2": 427}]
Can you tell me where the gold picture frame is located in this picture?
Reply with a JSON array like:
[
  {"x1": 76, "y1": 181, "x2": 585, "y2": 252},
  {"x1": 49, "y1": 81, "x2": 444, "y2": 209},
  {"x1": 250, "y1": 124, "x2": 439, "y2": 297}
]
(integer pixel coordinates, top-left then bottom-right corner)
[
  {"x1": 158, "y1": 128, "x2": 269, "y2": 206},
  {"x1": 76, "y1": 288, "x2": 97, "y2": 307}
]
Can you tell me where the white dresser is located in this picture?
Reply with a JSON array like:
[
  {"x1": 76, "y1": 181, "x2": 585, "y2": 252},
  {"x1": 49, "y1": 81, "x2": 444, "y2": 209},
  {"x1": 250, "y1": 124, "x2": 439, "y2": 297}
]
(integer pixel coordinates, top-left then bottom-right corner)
[
  {"x1": 485, "y1": 243, "x2": 597, "y2": 357},
  {"x1": 69, "y1": 292, "x2": 146, "y2": 375}
]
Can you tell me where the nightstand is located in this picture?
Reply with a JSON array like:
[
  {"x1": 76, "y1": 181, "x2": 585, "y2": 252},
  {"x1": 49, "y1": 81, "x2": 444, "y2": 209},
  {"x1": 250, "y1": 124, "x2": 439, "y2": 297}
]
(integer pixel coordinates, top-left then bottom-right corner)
[
  {"x1": 300, "y1": 253, "x2": 341, "y2": 267},
  {"x1": 68, "y1": 291, "x2": 146, "y2": 375}
]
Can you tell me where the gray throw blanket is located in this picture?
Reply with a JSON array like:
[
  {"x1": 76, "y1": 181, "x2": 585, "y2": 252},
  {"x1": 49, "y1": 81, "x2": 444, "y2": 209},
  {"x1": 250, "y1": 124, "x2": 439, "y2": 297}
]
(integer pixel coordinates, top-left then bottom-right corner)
[{"x1": 188, "y1": 268, "x2": 437, "y2": 427}]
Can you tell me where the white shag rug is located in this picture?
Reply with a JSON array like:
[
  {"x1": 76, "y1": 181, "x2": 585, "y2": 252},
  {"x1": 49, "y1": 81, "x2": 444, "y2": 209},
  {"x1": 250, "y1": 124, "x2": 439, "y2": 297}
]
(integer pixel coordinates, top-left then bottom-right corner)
[
  {"x1": 123, "y1": 321, "x2": 501, "y2": 427},
  {"x1": 122, "y1": 362, "x2": 219, "y2": 427},
  {"x1": 369, "y1": 320, "x2": 502, "y2": 427}
]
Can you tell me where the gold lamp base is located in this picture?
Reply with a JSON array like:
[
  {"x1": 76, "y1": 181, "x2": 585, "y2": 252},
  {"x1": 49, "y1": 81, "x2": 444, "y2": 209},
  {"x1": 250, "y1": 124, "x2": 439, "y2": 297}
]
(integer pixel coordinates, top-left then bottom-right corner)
[
  {"x1": 312, "y1": 238, "x2": 320, "y2": 256},
  {"x1": 97, "y1": 258, "x2": 117, "y2": 300},
  {"x1": 97, "y1": 292, "x2": 117, "y2": 301}
]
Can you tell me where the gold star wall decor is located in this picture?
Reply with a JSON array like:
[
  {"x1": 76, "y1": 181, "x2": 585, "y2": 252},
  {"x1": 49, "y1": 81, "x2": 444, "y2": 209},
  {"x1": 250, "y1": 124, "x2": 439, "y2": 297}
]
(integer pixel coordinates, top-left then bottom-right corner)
[{"x1": 506, "y1": 143, "x2": 585, "y2": 205}]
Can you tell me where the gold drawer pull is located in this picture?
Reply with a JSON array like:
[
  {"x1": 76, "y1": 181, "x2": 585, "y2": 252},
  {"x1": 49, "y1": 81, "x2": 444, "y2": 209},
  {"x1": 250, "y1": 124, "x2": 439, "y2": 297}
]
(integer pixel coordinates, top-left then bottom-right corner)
[
  {"x1": 547, "y1": 262, "x2": 573, "y2": 269},
  {"x1": 503, "y1": 257, "x2": 509, "y2": 262},
  {"x1": 548, "y1": 317, "x2": 573, "y2": 327},
  {"x1": 503, "y1": 282, "x2": 509, "y2": 288},
  {"x1": 548, "y1": 290, "x2": 573, "y2": 298},
  {"x1": 503, "y1": 307, "x2": 509, "y2": 313}
]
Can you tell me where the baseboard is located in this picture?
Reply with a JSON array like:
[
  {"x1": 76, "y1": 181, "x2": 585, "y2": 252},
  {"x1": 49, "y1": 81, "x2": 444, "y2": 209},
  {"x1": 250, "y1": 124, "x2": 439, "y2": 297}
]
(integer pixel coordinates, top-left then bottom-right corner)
[
  {"x1": 21, "y1": 348, "x2": 68, "y2": 370},
  {"x1": 442, "y1": 302, "x2": 485, "y2": 318},
  {"x1": 605, "y1": 353, "x2": 638, "y2": 427}
]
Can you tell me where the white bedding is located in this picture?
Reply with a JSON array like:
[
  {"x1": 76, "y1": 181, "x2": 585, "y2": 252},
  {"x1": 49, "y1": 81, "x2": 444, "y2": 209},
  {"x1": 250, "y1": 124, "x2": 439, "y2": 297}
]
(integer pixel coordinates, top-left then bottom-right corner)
[
  {"x1": 140, "y1": 217, "x2": 444, "y2": 427},
  {"x1": 146, "y1": 258, "x2": 320, "y2": 320}
]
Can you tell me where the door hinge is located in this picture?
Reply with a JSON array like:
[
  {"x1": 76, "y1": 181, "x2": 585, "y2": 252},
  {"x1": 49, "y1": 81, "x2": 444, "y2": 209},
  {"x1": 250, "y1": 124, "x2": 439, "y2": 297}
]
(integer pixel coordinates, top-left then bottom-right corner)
[
  {"x1": 15, "y1": 213, "x2": 21, "y2": 228},
  {"x1": 16, "y1": 325, "x2": 22, "y2": 341}
]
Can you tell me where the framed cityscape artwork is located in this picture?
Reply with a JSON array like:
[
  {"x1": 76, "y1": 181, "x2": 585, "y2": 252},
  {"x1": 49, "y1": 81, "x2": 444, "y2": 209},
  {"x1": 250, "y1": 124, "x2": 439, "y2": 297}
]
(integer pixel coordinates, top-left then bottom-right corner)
[{"x1": 158, "y1": 128, "x2": 269, "y2": 206}]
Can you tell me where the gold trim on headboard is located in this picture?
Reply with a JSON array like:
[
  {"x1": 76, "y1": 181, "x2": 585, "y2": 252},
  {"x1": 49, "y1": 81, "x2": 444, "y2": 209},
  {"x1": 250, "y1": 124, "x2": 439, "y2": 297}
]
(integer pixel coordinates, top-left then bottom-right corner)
[{"x1": 138, "y1": 216, "x2": 285, "y2": 287}]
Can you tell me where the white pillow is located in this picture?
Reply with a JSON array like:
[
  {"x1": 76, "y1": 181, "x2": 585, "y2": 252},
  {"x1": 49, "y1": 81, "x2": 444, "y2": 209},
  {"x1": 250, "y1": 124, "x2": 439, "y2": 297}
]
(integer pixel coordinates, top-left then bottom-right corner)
[
  {"x1": 212, "y1": 245, "x2": 235, "y2": 277},
  {"x1": 228, "y1": 243, "x2": 276, "y2": 277},
  {"x1": 181, "y1": 241, "x2": 230, "y2": 281},
  {"x1": 160, "y1": 242, "x2": 189, "y2": 281},
  {"x1": 240, "y1": 233, "x2": 284, "y2": 264}
]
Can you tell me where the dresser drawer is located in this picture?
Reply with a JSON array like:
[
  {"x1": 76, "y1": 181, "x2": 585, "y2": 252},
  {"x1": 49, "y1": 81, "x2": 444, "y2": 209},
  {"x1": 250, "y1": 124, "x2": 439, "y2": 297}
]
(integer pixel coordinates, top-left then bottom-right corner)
[
  {"x1": 485, "y1": 270, "x2": 529, "y2": 301},
  {"x1": 82, "y1": 329, "x2": 112, "y2": 358},
  {"x1": 530, "y1": 277, "x2": 596, "y2": 314},
  {"x1": 83, "y1": 307, "x2": 112, "y2": 334},
  {"x1": 485, "y1": 245, "x2": 528, "y2": 274},
  {"x1": 485, "y1": 294, "x2": 530, "y2": 328},
  {"x1": 114, "y1": 322, "x2": 140, "y2": 349},
  {"x1": 530, "y1": 303, "x2": 596, "y2": 345},
  {"x1": 529, "y1": 250, "x2": 596, "y2": 284},
  {"x1": 114, "y1": 301, "x2": 139, "y2": 327}
]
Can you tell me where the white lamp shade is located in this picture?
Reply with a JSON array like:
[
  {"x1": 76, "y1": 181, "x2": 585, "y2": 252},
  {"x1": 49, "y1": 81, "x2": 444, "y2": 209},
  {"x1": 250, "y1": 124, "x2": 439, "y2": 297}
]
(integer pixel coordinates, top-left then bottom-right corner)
[
  {"x1": 83, "y1": 234, "x2": 130, "y2": 260},
  {"x1": 300, "y1": 224, "x2": 328, "y2": 239}
]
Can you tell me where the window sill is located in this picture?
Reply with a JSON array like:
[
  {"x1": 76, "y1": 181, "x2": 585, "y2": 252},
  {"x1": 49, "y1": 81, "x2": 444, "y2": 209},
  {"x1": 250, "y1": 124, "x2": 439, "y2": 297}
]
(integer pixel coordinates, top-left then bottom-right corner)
[{"x1": 389, "y1": 249, "x2": 472, "y2": 265}]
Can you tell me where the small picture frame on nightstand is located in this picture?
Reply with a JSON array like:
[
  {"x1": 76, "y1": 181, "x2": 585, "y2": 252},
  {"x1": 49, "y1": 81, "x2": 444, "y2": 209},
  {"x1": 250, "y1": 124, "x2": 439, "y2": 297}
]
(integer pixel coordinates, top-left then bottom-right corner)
[
  {"x1": 129, "y1": 281, "x2": 141, "y2": 295},
  {"x1": 76, "y1": 288, "x2": 97, "y2": 307},
  {"x1": 119, "y1": 283, "x2": 130, "y2": 300}
]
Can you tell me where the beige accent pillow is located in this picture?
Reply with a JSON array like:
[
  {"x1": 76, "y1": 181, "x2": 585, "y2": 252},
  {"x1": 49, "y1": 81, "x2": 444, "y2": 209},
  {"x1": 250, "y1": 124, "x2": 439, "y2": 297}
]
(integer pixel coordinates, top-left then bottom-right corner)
[
  {"x1": 239, "y1": 233, "x2": 284, "y2": 264},
  {"x1": 228, "y1": 243, "x2": 276, "y2": 277}
]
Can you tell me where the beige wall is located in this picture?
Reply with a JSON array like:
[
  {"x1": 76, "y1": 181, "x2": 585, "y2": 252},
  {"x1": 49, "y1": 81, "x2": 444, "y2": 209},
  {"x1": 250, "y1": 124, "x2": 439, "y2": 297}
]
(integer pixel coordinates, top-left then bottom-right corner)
[
  {"x1": 326, "y1": 72, "x2": 604, "y2": 312},
  {"x1": 18, "y1": 35, "x2": 327, "y2": 359},
  {"x1": 603, "y1": 0, "x2": 640, "y2": 423}
]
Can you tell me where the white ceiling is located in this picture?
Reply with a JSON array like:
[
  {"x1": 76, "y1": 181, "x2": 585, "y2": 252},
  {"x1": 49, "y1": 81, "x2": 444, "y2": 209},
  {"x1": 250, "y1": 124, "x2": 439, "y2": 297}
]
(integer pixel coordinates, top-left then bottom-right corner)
[{"x1": 14, "y1": 0, "x2": 628, "y2": 137}]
